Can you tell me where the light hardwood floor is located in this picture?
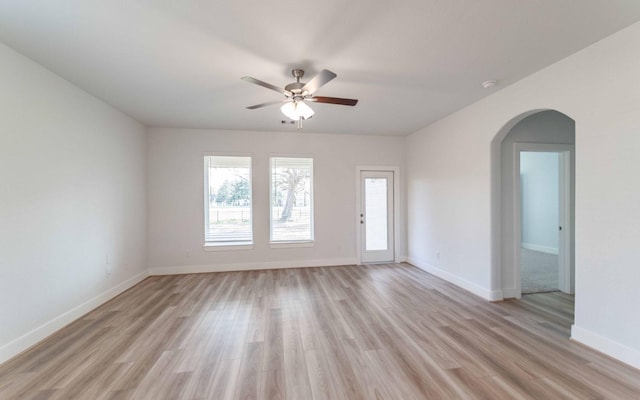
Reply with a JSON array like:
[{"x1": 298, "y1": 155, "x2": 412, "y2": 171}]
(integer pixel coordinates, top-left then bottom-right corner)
[{"x1": 1, "y1": 263, "x2": 640, "y2": 399}]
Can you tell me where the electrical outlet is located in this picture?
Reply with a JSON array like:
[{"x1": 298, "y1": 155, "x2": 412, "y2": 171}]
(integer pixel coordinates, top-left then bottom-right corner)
[{"x1": 105, "y1": 254, "x2": 111, "y2": 278}]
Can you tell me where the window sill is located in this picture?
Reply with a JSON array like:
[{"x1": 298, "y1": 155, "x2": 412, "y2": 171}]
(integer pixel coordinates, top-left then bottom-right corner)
[
  {"x1": 269, "y1": 241, "x2": 315, "y2": 249},
  {"x1": 203, "y1": 243, "x2": 253, "y2": 252}
]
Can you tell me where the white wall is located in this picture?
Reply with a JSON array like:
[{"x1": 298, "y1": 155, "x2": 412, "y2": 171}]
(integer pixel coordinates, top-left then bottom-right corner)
[
  {"x1": 406, "y1": 21, "x2": 640, "y2": 368},
  {"x1": 147, "y1": 128, "x2": 405, "y2": 274},
  {"x1": 521, "y1": 152, "x2": 559, "y2": 253},
  {"x1": 0, "y1": 42, "x2": 148, "y2": 363}
]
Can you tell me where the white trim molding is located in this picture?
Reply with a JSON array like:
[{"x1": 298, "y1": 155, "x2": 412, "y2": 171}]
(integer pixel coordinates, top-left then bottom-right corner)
[
  {"x1": 0, "y1": 270, "x2": 149, "y2": 365},
  {"x1": 269, "y1": 241, "x2": 315, "y2": 249},
  {"x1": 149, "y1": 257, "x2": 358, "y2": 276},
  {"x1": 501, "y1": 288, "x2": 519, "y2": 299},
  {"x1": 203, "y1": 244, "x2": 254, "y2": 252},
  {"x1": 407, "y1": 257, "x2": 499, "y2": 301},
  {"x1": 571, "y1": 325, "x2": 640, "y2": 370}
]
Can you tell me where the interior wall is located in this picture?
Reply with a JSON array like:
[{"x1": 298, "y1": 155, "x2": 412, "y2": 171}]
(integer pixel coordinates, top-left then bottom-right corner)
[
  {"x1": 0, "y1": 42, "x2": 148, "y2": 363},
  {"x1": 147, "y1": 128, "x2": 406, "y2": 274},
  {"x1": 406, "y1": 21, "x2": 640, "y2": 368},
  {"x1": 520, "y1": 152, "x2": 560, "y2": 253},
  {"x1": 500, "y1": 111, "x2": 574, "y2": 295}
]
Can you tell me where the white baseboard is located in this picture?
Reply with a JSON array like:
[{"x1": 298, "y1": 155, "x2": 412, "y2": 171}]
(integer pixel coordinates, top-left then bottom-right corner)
[
  {"x1": 406, "y1": 257, "x2": 497, "y2": 301},
  {"x1": 489, "y1": 290, "x2": 504, "y2": 302},
  {"x1": 150, "y1": 257, "x2": 358, "y2": 276},
  {"x1": 571, "y1": 325, "x2": 640, "y2": 370},
  {"x1": 522, "y1": 242, "x2": 559, "y2": 255},
  {"x1": 0, "y1": 270, "x2": 149, "y2": 365}
]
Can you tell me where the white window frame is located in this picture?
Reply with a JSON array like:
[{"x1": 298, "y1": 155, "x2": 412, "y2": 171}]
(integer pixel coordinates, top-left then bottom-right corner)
[
  {"x1": 269, "y1": 155, "x2": 315, "y2": 247},
  {"x1": 203, "y1": 153, "x2": 254, "y2": 250}
]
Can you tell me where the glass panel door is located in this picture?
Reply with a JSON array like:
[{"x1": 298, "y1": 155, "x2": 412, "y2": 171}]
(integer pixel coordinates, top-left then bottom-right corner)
[
  {"x1": 365, "y1": 178, "x2": 388, "y2": 251},
  {"x1": 360, "y1": 170, "x2": 394, "y2": 263}
]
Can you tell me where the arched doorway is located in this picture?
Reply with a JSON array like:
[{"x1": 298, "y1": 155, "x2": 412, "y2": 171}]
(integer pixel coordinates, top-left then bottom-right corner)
[{"x1": 491, "y1": 110, "x2": 575, "y2": 299}]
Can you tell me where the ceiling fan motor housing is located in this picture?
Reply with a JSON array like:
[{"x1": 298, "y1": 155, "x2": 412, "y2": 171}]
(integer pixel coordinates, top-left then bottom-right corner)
[
  {"x1": 285, "y1": 69, "x2": 307, "y2": 96},
  {"x1": 284, "y1": 82, "x2": 305, "y2": 97}
]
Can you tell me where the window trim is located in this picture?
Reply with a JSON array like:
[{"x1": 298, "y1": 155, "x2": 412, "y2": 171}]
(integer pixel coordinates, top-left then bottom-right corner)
[
  {"x1": 269, "y1": 154, "x2": 315, "y2": 244},
  {"x1": 203, "y1": 243, "x2": 254, "y2": 251},
  {"x1": 269, "y1": 241, "x2": 314, "y2": 249},
  {"x1": 203, "y1": 152, "x2": 254, "y2": 248}
]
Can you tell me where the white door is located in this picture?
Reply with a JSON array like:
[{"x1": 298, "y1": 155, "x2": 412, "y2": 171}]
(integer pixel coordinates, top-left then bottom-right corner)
[{"x1": 360, "y1": 171, "x2": 394, "y2": 263}]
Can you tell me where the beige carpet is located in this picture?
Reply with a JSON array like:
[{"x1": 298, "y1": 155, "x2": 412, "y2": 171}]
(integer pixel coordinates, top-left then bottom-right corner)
[{"x1": 521, "y1": 248, "x2": 559, "y2": 294}]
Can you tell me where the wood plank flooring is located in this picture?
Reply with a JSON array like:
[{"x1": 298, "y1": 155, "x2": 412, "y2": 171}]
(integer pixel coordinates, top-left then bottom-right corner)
[{"x1": 1, "y1": 263, "x2": 640, "y2": 399}]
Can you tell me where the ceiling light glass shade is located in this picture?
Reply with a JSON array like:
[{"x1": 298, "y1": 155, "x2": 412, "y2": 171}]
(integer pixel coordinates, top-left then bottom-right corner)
[
  {"x1": 280, "y1": 102, "x2": 298, "y2": 120},
  {"x1": 296, "y1": 101, "x2": 314, "y2": 119},
  {"x1": 281, "y1": 101, "x2": 315, "y2": 120}
]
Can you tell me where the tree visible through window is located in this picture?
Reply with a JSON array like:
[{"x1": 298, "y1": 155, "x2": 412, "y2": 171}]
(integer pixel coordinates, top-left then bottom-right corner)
[
  {"x1": 270, "y1": 157, "x2": 313, "y2": 242},
  {"x1": 204, "y1": 156, "x2": 252, "y2": 244}
]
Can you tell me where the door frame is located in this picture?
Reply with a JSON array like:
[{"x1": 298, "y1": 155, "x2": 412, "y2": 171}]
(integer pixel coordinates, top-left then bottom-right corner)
[
  {"x1": 356, "y1": 166, "x2": 401, "y2": 265},
  {"x1": 514, "y1": 143, "x2": 574, "y2": 297}
]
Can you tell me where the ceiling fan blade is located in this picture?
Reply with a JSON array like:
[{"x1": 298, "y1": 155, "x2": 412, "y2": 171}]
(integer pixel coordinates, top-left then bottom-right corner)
[
  {"x1": 308, "y1": 96, "x2": 358, "y2": 106},
  {"x1": 241, "y1": 76, "x2": 292, "y2": 96},
  {"x1": 246, "y1": 100, "x2": 286, "y2": 110},
  {"x1": 301, "y1": 69, "x2": 337, "y2": 94}
]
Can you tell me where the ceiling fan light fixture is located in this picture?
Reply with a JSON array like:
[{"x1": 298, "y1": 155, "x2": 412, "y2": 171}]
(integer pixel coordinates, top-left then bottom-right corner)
[
  {"x1": 280, "y1": 102, "x2": 297, "y2": 120},
  {"x1": 243, "y1": 69, "x2": 356, "y2": 129},
  {"x1": 280, "y1": 100, "x2": 314, "y2": 120},
  {"x1": 296, "y1": 101, "x2": 314, "y2": 119}
]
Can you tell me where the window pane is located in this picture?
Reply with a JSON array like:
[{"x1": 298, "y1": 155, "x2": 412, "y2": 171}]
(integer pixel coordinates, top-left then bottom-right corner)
[
  {"x1": 271, "y1": 157, "x2": 313, "y2": 242},
  {"x1": 205, "y1": 156, "x2": 252, "y2": 243},
  {"x1": 365, "y1": 178, "x2": 388, "y2": 251}
]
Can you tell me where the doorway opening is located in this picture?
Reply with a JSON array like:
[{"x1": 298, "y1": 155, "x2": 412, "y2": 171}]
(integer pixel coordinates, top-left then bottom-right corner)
[
  {"x1": 491, "y1": 110, "x2": 575, "y2": 300},
  {"x1": 516, "y1": 145, "x2": 573, "y2": 296},
  {"x1": 491, "y1": 110, "x2": 575, "y2": 335}
]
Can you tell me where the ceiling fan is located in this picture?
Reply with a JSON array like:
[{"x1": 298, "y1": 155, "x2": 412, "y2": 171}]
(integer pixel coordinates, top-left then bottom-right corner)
[{"x1": 241, "y1": 69, "x2": 358, "y2": 128}]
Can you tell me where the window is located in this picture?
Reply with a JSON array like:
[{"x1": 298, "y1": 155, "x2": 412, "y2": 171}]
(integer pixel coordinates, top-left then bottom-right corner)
[
  {"x1": 270, "y1": 157, "x2": 314, "y2": 243},
  {"x1": 204, "y1": 155, "x2": 252, "y2": 246}
]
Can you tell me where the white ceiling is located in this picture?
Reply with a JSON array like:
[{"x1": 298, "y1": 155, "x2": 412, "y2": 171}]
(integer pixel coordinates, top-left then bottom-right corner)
[{"x1": 1, "y1": 1, "x2": 640, "y2": 136}]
